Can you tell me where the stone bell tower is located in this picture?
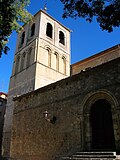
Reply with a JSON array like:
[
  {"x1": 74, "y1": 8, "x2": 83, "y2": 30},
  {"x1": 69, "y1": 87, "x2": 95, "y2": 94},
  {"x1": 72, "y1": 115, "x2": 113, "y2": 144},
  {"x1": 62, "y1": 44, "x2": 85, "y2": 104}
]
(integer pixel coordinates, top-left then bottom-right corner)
[{"x1": 2, "y1": 9, "x2": 71, "y2": 157}]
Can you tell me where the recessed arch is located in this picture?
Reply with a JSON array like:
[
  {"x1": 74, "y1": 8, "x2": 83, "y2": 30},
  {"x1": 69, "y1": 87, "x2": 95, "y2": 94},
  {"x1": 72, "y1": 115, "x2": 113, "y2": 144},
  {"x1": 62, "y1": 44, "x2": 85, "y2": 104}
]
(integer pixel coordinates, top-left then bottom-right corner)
[
  {"x1": 81, "y1": 90, "x2": 118, "y2": 151},
  {"x1": 54, "y1": 52, "x2": 59, "y2": 71},
  {"x1": 59, "y1": 31, "x2": 65, "y2": 45},
  {"x1": 83, "y1": 90, "x2": 118, "y2": 114},
  {"x1": 21, "y1": 31, "x2": 25, "y2": 45},
  {"x1": 30, "y1": 23, "x2": 35, "y2": 37},
  {"x1": 46, "y1": 23, "x2": 53, "y2": 38},
  {"x1": 45, "y1": 46, "x2": 52, "y2": 67}
]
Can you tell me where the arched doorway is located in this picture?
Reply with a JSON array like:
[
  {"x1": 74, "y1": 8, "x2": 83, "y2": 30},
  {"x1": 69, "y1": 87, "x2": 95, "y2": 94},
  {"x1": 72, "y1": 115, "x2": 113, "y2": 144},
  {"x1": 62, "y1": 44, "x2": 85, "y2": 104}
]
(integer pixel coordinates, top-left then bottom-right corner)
[{"x1": 91, "y1": 99, "x2": 115, "y2": 150}]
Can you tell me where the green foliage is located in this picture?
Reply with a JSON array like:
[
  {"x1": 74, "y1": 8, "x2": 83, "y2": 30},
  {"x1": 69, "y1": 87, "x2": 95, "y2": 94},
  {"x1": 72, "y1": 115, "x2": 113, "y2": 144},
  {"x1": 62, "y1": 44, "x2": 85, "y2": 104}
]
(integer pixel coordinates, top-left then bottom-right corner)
[
  {"x1": 60, "y1": 0, "x2": 120, "y2": 32},
  {"x1": 0, "y1": 0, "x2": 119, "y2": 58},
  {"x1": 0, "y1": 0, "x2": 32, "y2": 57}
]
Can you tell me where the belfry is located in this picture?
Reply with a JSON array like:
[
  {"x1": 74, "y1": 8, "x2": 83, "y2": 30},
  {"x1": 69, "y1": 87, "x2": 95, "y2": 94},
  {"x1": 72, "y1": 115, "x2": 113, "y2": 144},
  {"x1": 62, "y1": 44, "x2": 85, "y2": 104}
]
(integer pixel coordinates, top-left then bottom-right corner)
[{"x1": 2, "y1": 8, "x2": 120, "y2": 160}]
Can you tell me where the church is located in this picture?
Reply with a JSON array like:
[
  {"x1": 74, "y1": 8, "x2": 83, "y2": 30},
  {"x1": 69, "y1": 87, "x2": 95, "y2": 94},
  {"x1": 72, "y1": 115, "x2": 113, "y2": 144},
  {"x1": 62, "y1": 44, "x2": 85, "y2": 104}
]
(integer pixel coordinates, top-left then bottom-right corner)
[{"x1": 2, "y1": 9, "x2": 120, "y2": 160}]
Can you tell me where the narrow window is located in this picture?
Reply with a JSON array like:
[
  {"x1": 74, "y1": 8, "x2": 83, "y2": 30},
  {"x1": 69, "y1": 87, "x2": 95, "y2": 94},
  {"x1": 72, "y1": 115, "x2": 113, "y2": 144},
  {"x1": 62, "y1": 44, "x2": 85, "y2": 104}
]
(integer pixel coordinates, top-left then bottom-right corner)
[
  {"x1": 20, "y1": 52, "x2": 26, "y2": 71},
  {"x1": 59, "y1": 31, "x2": 65, "y2": 45},
  {"x1": 31, "y1": 23, "x2": 35, "y2": 37},
  {"x1": 21, "y1": 31, "x2": 25, "y2": 45},
  {"x1": 46, "y1": 23, "x2": 53, "y2": 38}
]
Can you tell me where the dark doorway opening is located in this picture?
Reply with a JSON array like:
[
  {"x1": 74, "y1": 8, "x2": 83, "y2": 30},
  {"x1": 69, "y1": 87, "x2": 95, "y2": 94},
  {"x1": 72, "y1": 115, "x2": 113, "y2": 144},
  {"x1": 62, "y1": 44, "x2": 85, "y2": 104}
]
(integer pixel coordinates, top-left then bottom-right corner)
[{"x1": 91, "y1": 99, "x2": 115, "y2": 150}]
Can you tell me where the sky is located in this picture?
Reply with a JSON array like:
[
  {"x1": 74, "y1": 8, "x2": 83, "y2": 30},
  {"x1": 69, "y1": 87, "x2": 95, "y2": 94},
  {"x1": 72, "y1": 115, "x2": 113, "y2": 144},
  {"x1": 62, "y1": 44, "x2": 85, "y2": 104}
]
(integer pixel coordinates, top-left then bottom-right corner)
[{"x1": 0, "y1": 0, "x2": 120, "y2": 93}]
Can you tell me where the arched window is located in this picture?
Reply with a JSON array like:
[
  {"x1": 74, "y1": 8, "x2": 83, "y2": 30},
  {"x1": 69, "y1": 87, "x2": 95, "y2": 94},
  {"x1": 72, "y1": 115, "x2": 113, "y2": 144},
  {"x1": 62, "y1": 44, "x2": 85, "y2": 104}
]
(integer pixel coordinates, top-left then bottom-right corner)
[
  {"x1": 46, "y1": 23, "x2": 53, "y2": 38},
  {"x1": 62, "y1": 56, "x2": 66, "y2": 74},
  {"x1": 20, "y1": 52, "x2": 26, "y2": 71},
  {"x1": 59, "y1": 31, "x2": 65, "y2": 45},
  {"x1": 31, "y1": 23, "x2": 35, "y2": 37},
  {"x1": 21, "y1": 31, "x2": 25, "y2": 45},
  {"x1": 51, "y1": 52, "x2": 59, "y2": 70},
  {"x1": 27, "y1": 48, "x2": 32, "y2": 67}
]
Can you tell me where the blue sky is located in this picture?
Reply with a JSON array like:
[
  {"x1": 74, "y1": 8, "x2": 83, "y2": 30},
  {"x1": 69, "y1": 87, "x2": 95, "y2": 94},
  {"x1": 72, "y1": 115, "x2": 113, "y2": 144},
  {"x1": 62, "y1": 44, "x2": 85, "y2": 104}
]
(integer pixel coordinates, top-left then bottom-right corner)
[{"x1": 0, "y1": 0, "x2": 120, "y2": 93}]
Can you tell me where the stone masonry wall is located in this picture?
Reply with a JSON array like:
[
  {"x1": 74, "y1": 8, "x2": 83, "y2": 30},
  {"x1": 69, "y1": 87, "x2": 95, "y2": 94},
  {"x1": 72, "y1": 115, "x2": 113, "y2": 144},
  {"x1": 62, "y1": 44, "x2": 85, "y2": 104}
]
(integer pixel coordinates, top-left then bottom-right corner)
[{"x1": 11, "y1": 58, "x2": 120, "y2": 160}]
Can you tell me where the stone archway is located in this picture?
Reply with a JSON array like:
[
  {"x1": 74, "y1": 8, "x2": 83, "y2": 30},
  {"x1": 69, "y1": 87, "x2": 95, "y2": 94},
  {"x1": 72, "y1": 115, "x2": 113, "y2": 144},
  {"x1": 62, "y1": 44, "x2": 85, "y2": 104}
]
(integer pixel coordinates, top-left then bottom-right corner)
[
  {"x1": 82, "y1": 90, "x2": 118, "y2": 151},
  {"x1": 91, "y1": 99, "x2": 115, "y2": 150}
]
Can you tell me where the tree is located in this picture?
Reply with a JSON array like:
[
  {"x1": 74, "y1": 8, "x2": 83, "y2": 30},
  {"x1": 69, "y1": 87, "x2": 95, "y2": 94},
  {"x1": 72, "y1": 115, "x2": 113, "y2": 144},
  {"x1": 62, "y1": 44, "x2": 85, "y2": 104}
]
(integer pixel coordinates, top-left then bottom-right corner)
[
  {"x1": 60, "y1": 0, "x2": 120, "y2": 32},
  {"x1": 0, "y1": 0, "x2": 120, "y2": 57},
  {"x1": 0, "y1": 0, "x2": 32, "y2": 57}
]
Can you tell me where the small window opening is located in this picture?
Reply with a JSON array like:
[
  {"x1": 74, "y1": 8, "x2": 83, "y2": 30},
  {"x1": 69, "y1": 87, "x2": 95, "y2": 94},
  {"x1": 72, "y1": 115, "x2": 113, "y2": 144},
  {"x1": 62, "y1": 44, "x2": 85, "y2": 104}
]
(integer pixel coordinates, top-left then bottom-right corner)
[
  {"x1": 59, "y1": 31, "x2": 65, "y2": 45},
  {"x1": 21, "y1": 31, "x2": 25, "y2": 45},
  {"x1": 31, "y1": 23, "x2": 35, "y2": 37},
  {"x1": 46, "y1": 23, "x2": 53, "y2": 38}
]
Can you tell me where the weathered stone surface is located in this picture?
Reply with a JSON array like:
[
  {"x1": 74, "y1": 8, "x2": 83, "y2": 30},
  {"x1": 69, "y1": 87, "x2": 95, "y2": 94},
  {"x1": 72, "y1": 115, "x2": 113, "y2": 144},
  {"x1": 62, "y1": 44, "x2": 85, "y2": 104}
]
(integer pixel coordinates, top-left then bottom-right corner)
[
  {"x1": 3, "y1": 9, "x2": 71, "y2": 157},
  {"x1": 10, "y1": 58, "x2": 120, "y2": 160}
]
